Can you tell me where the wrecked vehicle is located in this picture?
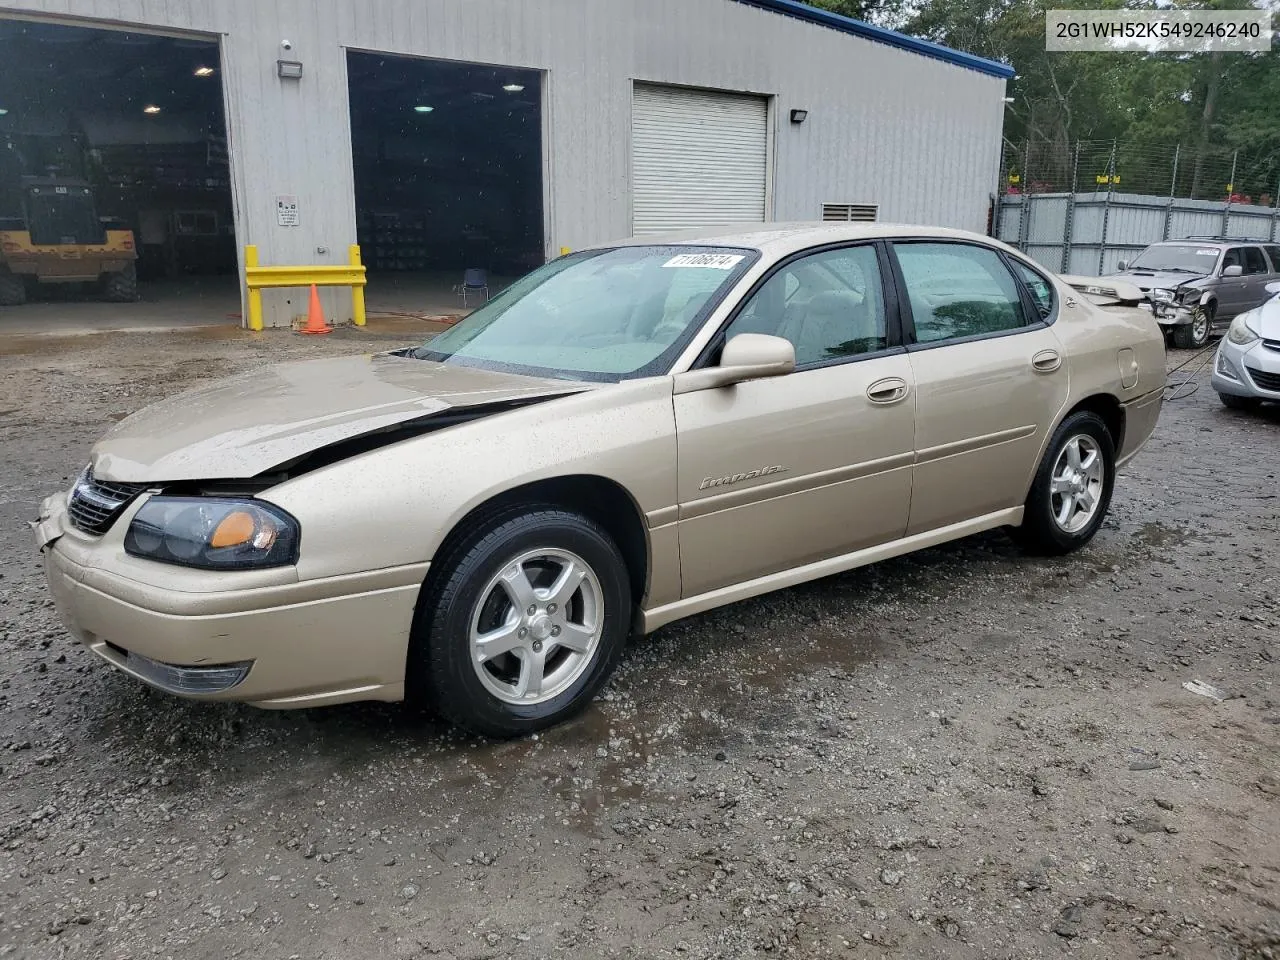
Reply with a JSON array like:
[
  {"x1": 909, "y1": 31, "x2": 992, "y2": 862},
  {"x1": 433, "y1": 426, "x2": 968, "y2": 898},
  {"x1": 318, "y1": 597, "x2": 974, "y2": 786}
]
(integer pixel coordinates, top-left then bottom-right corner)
[
  {"x1": 1098, "y1": 238, "x2": 1280, "y2": 349},
  {"x1": 33, "y1": 224, "x2": 1165, "y2": 737}
]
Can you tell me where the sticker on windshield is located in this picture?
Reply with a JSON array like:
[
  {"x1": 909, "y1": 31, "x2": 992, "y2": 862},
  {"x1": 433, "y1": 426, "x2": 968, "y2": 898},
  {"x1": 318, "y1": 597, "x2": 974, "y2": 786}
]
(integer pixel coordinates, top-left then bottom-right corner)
[
  {"x1": 662, "y1": 253, "x2": 745, "y2": 270},
  {"x1": 1197, "y1": 248, "x2": 1217, "y2": 256}
]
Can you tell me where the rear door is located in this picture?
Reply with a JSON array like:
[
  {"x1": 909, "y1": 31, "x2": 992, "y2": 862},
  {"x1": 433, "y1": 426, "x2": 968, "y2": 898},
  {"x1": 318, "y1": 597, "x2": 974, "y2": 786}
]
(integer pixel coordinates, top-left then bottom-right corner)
[
  {"x1": 674, "y1": 242, "x2": 915, "y2": 597},
  {"x1": 1241, "y1": 246, "x2": 1272, "y2": 309},
  {"x1": 888, "y1": 241, "x2": 1070, "y2": 536}
]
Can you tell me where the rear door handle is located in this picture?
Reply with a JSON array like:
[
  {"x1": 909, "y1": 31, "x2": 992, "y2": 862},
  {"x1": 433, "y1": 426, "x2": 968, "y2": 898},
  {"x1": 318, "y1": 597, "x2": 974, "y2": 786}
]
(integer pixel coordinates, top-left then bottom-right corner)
[
  {"x1": 867, "y1": 377, "x2": 909, "y2": 405},
  {"x1": 1031, "y1": 349, "x2": 1062, "y2": 373}
]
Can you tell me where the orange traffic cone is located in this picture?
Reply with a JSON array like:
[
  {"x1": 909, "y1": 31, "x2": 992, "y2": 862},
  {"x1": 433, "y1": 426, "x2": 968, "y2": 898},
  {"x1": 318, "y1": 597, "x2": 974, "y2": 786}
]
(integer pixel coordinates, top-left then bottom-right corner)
[{"x1": 298, "y1": 284, "x2": 331, "y2": 335}]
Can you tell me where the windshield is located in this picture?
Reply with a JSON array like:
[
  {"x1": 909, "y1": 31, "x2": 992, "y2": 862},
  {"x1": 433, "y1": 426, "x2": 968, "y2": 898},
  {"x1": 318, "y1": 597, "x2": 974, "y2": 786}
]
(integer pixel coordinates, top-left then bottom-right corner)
[
  {"x1": 414, "y1": 245, "x2": 756, "y2": 381},
  {"x1": 1128, "y1": 244, "x2": 1220, "y2": 274}
]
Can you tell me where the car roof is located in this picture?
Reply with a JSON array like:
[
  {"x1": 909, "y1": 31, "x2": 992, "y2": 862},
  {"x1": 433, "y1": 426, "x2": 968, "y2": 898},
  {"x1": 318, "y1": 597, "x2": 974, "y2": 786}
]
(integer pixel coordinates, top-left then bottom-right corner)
[
  {"x1": 1154, "y1": 239, "x2": 1249, "y2": 248},
  {"x1": 593, "y1": 222, "x2": 1008, "y2": 258}
]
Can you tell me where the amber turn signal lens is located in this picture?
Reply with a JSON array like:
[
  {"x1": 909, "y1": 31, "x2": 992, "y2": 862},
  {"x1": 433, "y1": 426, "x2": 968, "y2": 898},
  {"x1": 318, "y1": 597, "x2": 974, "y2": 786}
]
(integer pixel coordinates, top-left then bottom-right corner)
[{"x1": 210, "y1": 510, "x2": 256, "y2": 548}]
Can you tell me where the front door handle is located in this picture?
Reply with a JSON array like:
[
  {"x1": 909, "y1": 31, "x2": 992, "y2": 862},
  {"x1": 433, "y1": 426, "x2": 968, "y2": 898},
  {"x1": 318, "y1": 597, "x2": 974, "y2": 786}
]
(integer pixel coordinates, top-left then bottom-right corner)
[
  {"x1": 1031, "y1": 349, "x2": 1062, "y2": 373},
  {"x1": 867, "y1": 377, "x2": 909, "y2": 405}
]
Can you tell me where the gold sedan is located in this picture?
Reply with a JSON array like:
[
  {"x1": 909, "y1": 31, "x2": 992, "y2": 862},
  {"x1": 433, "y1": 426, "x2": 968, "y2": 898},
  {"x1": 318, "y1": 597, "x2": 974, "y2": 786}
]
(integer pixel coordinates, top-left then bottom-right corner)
[{"x1": 33, "y1": 224, "x2": 1165, "y2": 736}]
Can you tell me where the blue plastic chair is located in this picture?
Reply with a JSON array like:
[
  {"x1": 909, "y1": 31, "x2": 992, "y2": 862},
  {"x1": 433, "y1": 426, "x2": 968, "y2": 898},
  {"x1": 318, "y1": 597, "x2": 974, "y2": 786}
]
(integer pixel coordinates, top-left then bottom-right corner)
[{"x1": 457, "y1": 268, "x2": 489, "y2": 307}]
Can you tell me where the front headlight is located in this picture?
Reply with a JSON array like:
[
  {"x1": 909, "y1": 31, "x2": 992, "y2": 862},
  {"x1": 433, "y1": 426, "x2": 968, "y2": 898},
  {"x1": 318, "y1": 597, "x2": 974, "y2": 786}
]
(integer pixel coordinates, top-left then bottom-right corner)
[
  {"x1": 1151, "y1": 288, "x2": 1174, "y2": 303},
  {"x1": 124, "y1": 497, "x2": 300, "y2": 570},
  {"x1": 1227, "y1": 312, "x2": 1262, "y2": 346}
]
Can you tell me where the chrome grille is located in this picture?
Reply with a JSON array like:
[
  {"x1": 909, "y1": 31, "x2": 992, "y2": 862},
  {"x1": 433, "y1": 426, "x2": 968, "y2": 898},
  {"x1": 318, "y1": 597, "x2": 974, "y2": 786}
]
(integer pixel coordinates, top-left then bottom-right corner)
[
  {"x1": 1246, "y1": 366, "x2": 1280, "y2": 393},
  {"x1": 67, "y1": 470, "x2": 149, "y2": 536},
  {"x1": 1262, "y1": 339, "x2": 1280, "y2": 353}
]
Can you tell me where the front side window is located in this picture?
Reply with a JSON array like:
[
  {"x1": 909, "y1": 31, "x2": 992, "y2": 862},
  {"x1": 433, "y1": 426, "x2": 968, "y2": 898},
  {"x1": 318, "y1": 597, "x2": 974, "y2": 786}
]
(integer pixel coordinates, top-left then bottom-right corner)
[
  {"x1": 723, "y1": 245, "x2": 889, "y2": 366},
  {"x1": 1263, "y1": 245, "x2": 1280, "y2": 272},
  {"x1": 414, "y1": 246, "x2": 755, "y2": 381},
  {"x1": 1242, "y1": 247, "x2": 1268, "y2": 275},
  {"x1": 893, "y1": 242, "x2": 1029, "y2": 344}
]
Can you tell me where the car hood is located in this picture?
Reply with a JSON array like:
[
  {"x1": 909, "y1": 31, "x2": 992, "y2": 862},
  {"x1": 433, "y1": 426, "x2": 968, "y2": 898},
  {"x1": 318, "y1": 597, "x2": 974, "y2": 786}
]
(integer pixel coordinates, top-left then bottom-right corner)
[
  {"x1": 90, "y1": 353, "x2": 591, "y2": 482},
  {"x1": 1244, "y1": 295, "x2": 1280, "y2": 340},
  {"x1": 1098, "y1": 269, "x2": 1207, "y2": 293}
]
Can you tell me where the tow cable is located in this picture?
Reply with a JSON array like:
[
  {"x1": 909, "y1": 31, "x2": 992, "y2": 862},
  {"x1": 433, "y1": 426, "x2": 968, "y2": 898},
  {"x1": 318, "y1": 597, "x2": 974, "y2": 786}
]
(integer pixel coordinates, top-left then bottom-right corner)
[{"x1": 1164, "y1": 341, "x2": 1218, "y2": 401}]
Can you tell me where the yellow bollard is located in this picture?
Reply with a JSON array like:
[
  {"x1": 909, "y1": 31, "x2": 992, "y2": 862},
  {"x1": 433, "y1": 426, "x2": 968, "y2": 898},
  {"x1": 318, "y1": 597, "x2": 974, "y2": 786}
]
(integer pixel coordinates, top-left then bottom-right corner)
[
  {"x1": 244, "y1": 245, "x2": 263, "y2": 331},
  {"x1": 349, "y1": 244, "x2": 366, "y2": 326}
]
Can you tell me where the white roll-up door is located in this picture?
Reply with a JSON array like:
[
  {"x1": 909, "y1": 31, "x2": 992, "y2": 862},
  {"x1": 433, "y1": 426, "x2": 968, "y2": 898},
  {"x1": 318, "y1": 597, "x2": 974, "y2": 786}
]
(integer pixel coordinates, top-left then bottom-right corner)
[{"x1": 631, "y1": 83, "x2": 769, "y2": 236}]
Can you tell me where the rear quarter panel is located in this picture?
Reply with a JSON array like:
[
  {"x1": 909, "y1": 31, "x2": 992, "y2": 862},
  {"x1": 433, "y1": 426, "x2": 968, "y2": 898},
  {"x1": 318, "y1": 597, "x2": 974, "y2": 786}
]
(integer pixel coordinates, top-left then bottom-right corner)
[{"x1": 1050, "y1": 282, "x2": 1166, "y2": 461}]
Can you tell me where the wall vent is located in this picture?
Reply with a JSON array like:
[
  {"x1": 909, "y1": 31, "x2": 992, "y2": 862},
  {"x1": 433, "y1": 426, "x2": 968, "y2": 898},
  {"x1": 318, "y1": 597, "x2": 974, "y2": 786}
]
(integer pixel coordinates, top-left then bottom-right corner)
[{"x1": 821, "y1": 203, "x2": 879, "y2": 222}]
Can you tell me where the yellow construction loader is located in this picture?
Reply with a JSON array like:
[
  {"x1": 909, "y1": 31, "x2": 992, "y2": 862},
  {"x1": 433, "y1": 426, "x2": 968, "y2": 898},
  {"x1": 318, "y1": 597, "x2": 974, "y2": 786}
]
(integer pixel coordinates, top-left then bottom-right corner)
[{"x1": 0, "y1": 177, "x2": 138, "y2": 306}]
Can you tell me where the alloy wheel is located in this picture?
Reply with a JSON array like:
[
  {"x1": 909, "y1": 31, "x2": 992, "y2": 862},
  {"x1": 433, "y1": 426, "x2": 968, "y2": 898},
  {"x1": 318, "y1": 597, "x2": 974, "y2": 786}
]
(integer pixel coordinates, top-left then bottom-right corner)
[
  {"x1": 1191, "y1": 308, "x2": 1210, "y2": 346},
  {"x1": 468, "y1": 548, "x2": 604, "y2": 705},
  {"x1": 1049, "y1": 435, "x2": 1106, "y2": 534}
]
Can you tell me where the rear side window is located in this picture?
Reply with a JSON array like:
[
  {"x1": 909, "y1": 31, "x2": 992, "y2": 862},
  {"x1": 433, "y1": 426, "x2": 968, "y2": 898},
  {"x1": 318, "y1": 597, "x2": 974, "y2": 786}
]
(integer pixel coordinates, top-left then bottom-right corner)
[
  {"x1": 893, "y1": 242, "x2": 1029, "y2": 344},
  {"x1": 1242, "y1": 247, "x2": 1268, "y2": 275},
  {"x1": 1010, "y1": 259, "x2": 1055, "y2": 320}
]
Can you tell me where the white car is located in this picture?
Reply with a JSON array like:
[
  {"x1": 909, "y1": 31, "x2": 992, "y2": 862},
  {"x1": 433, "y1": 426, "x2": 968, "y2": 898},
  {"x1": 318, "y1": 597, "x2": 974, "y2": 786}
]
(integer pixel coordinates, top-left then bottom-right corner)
[{"x1": 1212, "y1": 280, "x2": 1280, "y2": 409}]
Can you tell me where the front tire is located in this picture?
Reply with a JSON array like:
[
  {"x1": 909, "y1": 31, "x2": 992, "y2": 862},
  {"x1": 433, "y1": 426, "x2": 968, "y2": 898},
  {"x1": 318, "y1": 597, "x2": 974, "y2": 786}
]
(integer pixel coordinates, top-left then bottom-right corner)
[
  {"x1": 410, "y1": 507, "x2": 632, "y2": 738},
  {"x1": 1013, "y1": 411, "x2": 1116, "y2": 556},
  {"x1": 1172, "y1": 305, "x2": 1212, "y2": 349},
  {"x1": 100, "y1": 263, "x2": 138, "y2": 303},
  {"x1": 0, "y1": 266, "x2": 25, "y2": 306}
]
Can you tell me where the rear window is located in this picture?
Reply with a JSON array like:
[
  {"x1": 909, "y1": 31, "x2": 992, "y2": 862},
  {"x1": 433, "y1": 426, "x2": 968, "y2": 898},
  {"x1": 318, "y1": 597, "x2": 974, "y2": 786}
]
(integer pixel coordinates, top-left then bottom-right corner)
[{"x1": 24, "y1": 184, "x2": 105, "y2": 245}]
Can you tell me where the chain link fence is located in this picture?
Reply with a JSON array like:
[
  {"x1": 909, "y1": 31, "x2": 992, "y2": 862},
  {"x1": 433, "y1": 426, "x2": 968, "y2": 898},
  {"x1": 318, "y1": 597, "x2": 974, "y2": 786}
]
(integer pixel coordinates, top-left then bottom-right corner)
[{"x1": 1000, "y1": 139, "x2": 1280, "y2": 205}]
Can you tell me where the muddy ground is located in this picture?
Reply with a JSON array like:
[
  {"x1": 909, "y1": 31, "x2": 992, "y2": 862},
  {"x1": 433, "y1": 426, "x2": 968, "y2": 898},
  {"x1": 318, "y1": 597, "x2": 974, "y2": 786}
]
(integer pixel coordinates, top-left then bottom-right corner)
[{"x1": 0, "y1": 325, "x2": 1277, "y2": 960}]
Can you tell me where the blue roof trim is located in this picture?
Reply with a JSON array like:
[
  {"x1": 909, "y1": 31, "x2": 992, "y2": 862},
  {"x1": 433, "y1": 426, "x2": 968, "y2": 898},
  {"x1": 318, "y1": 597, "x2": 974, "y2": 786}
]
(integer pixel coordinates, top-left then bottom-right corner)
[{"x1": 733, "y1": 0, "x2": 1016, "y2": 79}]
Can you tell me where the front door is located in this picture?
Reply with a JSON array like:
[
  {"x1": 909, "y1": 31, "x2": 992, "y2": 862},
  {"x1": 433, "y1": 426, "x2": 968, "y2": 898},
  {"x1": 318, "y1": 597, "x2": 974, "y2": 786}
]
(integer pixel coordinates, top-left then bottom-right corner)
[
  {"x1": 674, "y1": 243, "x2": 915, "y2": 597},
  {"x1": 1219, "y1": 248, "x2": 1251, "y2": 317},
  {"x1": 888, "y1": 241, "x2": 1071, "y2": 536}
]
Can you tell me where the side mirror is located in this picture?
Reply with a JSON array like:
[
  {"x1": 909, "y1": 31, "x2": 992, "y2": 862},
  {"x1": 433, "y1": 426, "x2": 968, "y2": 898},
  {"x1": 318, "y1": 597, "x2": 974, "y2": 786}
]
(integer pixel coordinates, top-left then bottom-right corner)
[
  {"x1": 1266, "y1": 280, "x2": 1280, "y2": 295},
  {"x1": 1223, "y1": 264, "x2": 1244, "y2": 277},
  {"x1": 1116, "y1": 259, "x2": 1128, "y2": 271},
  {"x1": 673, "y1": 333, "x2": 795, "y2": 394}
]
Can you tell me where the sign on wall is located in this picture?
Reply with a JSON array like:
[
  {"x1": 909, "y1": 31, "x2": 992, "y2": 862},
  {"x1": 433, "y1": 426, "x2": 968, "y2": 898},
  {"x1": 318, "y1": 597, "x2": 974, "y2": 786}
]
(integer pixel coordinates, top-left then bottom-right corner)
[{"x1": 276, "y1": 195, "x2": 300, "y2": 227}]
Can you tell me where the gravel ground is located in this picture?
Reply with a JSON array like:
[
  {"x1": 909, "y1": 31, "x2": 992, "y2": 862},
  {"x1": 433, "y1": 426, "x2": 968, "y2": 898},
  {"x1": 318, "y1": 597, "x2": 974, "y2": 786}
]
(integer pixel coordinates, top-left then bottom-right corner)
[{"x1": 0, "y1": 326, "x2": 1277, "y2": 960}]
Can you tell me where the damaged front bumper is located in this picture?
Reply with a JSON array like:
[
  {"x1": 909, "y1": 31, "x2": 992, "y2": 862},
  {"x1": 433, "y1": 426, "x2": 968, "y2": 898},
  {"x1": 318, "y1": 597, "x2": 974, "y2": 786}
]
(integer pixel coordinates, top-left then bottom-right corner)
[{"x1": 31, "y1": 489, "x2": 425, "y2": 709}]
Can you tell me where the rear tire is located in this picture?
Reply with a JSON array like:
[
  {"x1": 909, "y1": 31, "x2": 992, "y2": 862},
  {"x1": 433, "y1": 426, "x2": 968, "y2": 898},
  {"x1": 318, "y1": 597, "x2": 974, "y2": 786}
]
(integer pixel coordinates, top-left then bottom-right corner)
[
  {"x1": 1218, "y1": 392, "x2": 1260, "y2": 411},
  {"x1": 409, "y1": 506, "x2": 632, "y2": 738},
  {"x1": 1012, "y1": 411, "x2": 1115, "y2": 556},
  {"x1": 100, "y1": 263, "x2": 138, "y2": 303},
  {"x1": 1172, "y1": 305, "x2": 1211, "y2": 349},
  {"x1": 0, "y1": 267, "x2": 25, "y2": 306}
]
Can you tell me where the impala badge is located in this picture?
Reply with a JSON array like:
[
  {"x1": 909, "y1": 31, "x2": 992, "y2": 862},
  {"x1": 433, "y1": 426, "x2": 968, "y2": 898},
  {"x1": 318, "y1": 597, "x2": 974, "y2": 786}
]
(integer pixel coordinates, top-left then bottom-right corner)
[{"x1": 699, "y1": 464, "x2": 787, "y2": 491}]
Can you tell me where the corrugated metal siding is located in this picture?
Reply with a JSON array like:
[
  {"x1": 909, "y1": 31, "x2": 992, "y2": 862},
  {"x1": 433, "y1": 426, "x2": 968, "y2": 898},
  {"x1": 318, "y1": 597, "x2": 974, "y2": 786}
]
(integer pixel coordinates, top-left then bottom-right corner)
[
  {"x1": 631, "y1": 84, "x2": 768, "y2": 234},
  {"x1": 999, "y1": 191, "x2": 1280, "y2": 274},
  {"x1": 1, "y1": 0, "x2": 1006, "y2": 325}
]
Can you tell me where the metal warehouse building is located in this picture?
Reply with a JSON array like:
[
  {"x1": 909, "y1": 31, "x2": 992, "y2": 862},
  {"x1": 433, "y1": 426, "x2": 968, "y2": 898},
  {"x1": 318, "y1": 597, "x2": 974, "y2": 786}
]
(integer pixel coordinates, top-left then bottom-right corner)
[{"x1": 0, "y1": 0, "x2": 1011, "y2": 328}]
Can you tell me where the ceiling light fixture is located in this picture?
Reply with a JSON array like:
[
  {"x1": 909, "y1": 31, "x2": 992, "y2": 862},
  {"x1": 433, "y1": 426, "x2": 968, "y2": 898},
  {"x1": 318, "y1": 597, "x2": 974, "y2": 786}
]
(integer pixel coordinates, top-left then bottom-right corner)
[
  {"x1": 413, "y1": 105, "x2": 434, "y2": 113},
  {"x1": 194, "y1": 66, "x2": 215, "y2": 77},
  {"x1": 143, "y1": 104, "x2": 161, "y2": 114},
  {"x1": 0, "y1": 108, "x2": 8, "y2": 116},
  {"x1": 502, "y1": 83, "x2": 525, "y2": 92}
]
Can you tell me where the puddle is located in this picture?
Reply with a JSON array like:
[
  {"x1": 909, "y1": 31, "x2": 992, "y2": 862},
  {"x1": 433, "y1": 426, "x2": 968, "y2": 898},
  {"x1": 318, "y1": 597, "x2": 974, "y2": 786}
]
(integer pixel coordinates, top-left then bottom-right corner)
[{"x1": 1130, "y1": 521, "x2": 1191, "y2": 549}]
